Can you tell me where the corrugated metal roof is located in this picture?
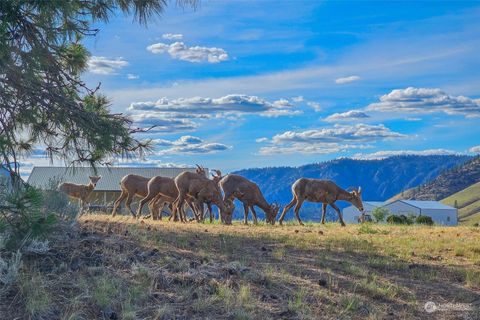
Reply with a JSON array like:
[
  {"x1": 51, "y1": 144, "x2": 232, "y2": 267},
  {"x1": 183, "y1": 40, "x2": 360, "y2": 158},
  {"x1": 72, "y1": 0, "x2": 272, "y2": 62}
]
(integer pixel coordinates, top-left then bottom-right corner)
[
  {"x1": 365, "y1": 201, "x2": 385, "y2": 207},
  {"x1": 27, "y1": 166, "x2": 199, "y2": 191},
  {"x1": 395, "y1": 200, "x2": 455, "y2": 210}
]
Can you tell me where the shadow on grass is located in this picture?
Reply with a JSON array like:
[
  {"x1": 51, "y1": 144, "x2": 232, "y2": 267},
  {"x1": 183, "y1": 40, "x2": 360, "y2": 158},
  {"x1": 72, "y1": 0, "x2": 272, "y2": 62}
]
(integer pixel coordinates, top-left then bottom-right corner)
[{"x1": 5, "y1": 216, "x2": 480, "y2": 320}]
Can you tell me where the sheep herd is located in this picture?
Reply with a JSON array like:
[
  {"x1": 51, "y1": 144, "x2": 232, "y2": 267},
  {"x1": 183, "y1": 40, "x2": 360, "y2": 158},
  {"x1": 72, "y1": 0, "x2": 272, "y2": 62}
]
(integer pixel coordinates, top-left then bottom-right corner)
[{"x1": 59, "y1": 165, "x2": 365, "y2": 226}]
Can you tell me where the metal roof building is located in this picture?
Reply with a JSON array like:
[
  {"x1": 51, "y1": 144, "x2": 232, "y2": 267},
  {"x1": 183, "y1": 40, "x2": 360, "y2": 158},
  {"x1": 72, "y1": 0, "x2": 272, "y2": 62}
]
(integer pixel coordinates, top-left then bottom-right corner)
[
  {"x1": 343, "y1": 201, "x2": 386, "y2": 224},
  {"x1": 384, "y1": 199, "x2": 457, "y2": 226},
  {"x1": 27, "y1": 166, "x2": 196, "y2": 191},
  {"x1": 27, "y1": 166, "x2": 199, "y2": 213}
]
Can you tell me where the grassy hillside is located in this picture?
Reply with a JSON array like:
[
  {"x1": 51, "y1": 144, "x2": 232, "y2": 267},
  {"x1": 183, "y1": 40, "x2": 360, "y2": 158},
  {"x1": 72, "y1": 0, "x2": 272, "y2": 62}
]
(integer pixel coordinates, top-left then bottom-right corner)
[
  {"x1": 390, "y1": 156, "x2": 480, "y2": 202},
  {"x1": 234, "y1": 155, "x2": 471, "y2": 221},
  {"x1": 442, "y1": 182, "x2": 480, "y2": 225},
  {"x1": 2, "y1": 214, "x2": 480, "y2": 319}
]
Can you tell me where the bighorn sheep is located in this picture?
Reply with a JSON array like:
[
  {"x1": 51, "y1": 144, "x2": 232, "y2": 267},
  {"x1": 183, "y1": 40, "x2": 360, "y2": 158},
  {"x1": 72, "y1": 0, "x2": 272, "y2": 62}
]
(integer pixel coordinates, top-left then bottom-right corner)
[
  {"x1": 111, "y1": 174, "x2": 161, "y2": 217},
  {"x1": 172, "y1": 169, "x2": 234, "y2": 224},
  {"x1": 219, "y1": 174, "x2": 279, "y2": 225},
  {"x1": 136, "y1": 165, "x2": 213, "y2": 221},
  {"x1": 58, "y1": 176, "x2": 101, "y2": 214},
  {"x1": 278, "y1": 178, "x2": 364, "y2": 226},
  {"x1": 135, "y1": 175, "x2": 197, "y2": 220}
]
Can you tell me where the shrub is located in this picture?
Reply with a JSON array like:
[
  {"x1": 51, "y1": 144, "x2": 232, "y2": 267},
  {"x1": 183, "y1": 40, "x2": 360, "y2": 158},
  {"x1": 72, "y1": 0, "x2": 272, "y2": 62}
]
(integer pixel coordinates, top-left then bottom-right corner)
[
  {"x1": 0, "y1": 181, "x2": 57, "y2": 250},
  {"x1": 416, "y1": 215, "x2": 434, "y2": 225},
  {"x1": 386, "y1": 214, "x2": 413, "y2": 225},
  {"x1": 372, "y1": 207, "x2": 389, "y2": 223}
]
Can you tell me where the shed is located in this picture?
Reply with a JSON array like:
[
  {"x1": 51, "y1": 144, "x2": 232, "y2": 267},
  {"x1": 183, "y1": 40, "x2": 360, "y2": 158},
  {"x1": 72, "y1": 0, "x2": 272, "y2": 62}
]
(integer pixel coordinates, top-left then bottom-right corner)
[
  {"x1": 343, "y1": 201, "x2": 385, "y2": 224},
  {"x1": 383, "y1": 200, "x2": 458, "y2": 226},
  {"x1": 27, "y1": 166, "x2": 198, "y2": 207}
]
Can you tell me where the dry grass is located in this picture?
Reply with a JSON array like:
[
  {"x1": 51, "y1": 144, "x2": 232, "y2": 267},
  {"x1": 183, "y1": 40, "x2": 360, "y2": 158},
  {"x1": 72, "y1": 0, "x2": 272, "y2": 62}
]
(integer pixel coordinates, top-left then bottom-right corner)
[{"x1": 2, "y1": 214, "x2": 480, "y2": 319}]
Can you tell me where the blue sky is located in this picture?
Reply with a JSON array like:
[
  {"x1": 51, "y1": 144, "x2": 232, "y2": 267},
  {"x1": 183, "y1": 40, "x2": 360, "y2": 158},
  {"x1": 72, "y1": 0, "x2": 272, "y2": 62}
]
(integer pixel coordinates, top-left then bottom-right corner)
[{"x1": 23, "y1": 1, "x2": 480, "y2": 175}]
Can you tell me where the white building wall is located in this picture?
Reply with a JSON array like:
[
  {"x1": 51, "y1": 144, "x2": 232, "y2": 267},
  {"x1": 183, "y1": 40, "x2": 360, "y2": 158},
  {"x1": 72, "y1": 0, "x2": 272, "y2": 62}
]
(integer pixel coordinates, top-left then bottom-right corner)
[
  {"x1": 384, "y1": 202, "x2": 458, "y2": 226},
  {"x1": 421, "y1": 208, "x2": 457, "y2": 226}
]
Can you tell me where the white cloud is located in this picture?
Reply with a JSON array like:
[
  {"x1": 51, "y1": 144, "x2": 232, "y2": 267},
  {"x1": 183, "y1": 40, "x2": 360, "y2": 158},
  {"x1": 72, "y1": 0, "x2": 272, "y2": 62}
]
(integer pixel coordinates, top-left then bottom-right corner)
[
  {"x1": 352, "y1": 149, "x2": 459, "y2": 160},
  {"x1": 292, "y1": 96, "x2": 304, "y2": 103},
  {"x1": 87, "y1": 56, "x2": 128, "y2": 75},
  {"x1": 405, "y1": 117, "x2": 422, "y2": 121},
  {"x1": 128, "y1": 94, "x2": 302, "y2": 121},
  {"x1": 324, "y1": 110, "x2": 370, "y2": 122},
  {"x1": 259, "y1": 143, "x2": 368, "y2": 155},
  {"x1": 147, "y1": 41, "x2": 228, "y2": 63},
  {"x1": 162, "y1": 33, "x2": 183, "y2": 40},
  {"x1": 110, "y1": 158, "x2": 189, "y2": 168},
  {"x1": 255, "y1": 137, "x2": 268, "y2": 143},
  {"x1": 127, "y1": 74, "x2": 139, "y2": 80},
  {"x1": 271, "y1": 124, "x2": 406, "y2": 144},
  {"x1": 259, "y1": 124, "x2": 405, "y2": 155},
  {"x1": 335, "y1": 75, "x2": 361, "y2": 84},
  {"x1": 366, "y1": 87, "x2": 480, "y2": 118},
  {"x1": 130, "y1": 113, "x2": 197, "y2": 133},
  {"x1": 469, "y1": 145, "x2": 480, "y2": 153},
  {"x1": 307, "y1": 102, "x2": 322, "y2": 112},
  {"x1": 152, "y1": 136, "x2": 231, "y2": 155}
]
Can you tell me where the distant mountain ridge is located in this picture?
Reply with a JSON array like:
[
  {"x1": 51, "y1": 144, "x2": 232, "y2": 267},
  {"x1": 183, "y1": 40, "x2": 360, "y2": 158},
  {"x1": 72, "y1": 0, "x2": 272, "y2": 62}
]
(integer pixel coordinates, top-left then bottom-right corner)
[
  {"x1": 232, "y1": 155, "x2": 471, "y2": 221},
  {"x1": 391, "y1": 156, "x2": 480, "y2": 201}
]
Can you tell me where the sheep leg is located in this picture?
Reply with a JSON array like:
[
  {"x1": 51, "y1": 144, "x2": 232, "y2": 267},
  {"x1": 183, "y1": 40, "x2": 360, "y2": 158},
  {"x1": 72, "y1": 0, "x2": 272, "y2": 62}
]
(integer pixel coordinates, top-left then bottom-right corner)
[
  {"x1": 111, "y1": 190, "x2": 127, "y2": 217},
  {"x1": 136, "y1": 192, "x2": 156, "y2": 219},
  {"x1": 125, "y1": 194, "x2": 136, "y2": 218},
  {"x1": 207, "y1": 203, "x2": 214, "y2": 223},
  {"x1": 321, "y1": 203, "x2": 327, "y2": 224},
  {"x1": 251, "y1": 206, "x2": 258, "y2": 224},
  {"x1": 278, "y1": 196, "x2": 297, "y2": 225},
  {"x1": 293, "y1": 198, "x2": 305, "y2": 226},
  {"x1": 330, "y1": 202, "x2": 346, "y2": 227},
  {"x1": 243, "y1": 203, "x2": 249, "y2": 225}
]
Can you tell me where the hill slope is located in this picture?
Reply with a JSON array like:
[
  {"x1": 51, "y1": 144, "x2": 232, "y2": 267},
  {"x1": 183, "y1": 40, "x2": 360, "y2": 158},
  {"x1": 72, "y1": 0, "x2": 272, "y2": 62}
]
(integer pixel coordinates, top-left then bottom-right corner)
[
  {"x1": 442, "y1": 181, "x2": 480, "y2": 224},
  {"x1": 390, "y1": 156, "x2": 480, "y2": 202},
  {"x1": 233, "y1": 155, "x2": 471, "y2": 220}
]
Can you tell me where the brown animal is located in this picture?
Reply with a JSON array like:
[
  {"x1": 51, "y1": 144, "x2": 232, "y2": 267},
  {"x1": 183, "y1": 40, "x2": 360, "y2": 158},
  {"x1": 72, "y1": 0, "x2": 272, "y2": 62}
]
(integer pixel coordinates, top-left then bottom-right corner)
[
  {"x1": 111, "y1": 174, "x2": 158, "y2": 217},
  {"x1": 172, "y1": 170, "x2": 234, "y2": 224},
  {"x1": 278, "y1": 178, "x2": 364, "y2": 226},
  {"x1": 135, "y1": 175, "x2": 199, "y2": 220},
  {"x1": 58, "y1": 176, "x2": 101, "y2": 214},
  {"x1": 136, "y1": 166, "x2": 212, "y2": 221},
  {"x1": 219, "y1": 174, "x2": 279, "y2": 225}
]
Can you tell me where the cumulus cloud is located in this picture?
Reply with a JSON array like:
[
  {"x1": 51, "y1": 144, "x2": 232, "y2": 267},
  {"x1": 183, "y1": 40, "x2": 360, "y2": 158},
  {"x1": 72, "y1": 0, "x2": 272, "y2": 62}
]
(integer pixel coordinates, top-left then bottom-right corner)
[
  {"x1": 335, "y1": 75, "x2": 361, "y2": 84},
  {"x1": 128, "y1": 94, "x2": 302, "y2": 120},
  {"x1": 324, "y1": 110, "x2": 370, "y2": 122},
  {"x1": 259, "y1": 143, "x2": 367, "y2": 155},
  {"x1": 469, "y1": 145, "x2": 480, "y2": 153},
  {"x1": 111, "y1": 158, "x2": 189, "y2": 168},
  {"x1": 366, "y1": 87, "x2": 480, "y2": 118},
  {"x1": 152, "y1": 136, "x2": 231, "y2": 155},
  {"x1": 127, "y1": 73, "x2": 139, "y2": 80},
  {"x1": 259, "y1": 124, "x2": 405, "y2": 155},
  {"x1": 162, "y1": 33, "x2": 183, "y2": 40},
  {"x1": 130, "y1": 114, "x2": 197, "y2": 133},
  {"x1": 292, "y1": 96, "x2": 304, "y2": 103},
  {"x1": 307, "y1": 102, "x2": 322, "y2": 112},
  {"x1": 352, "y1": 149, "x2": 459, "y2": 160},
  {"x1": 87, "y1": 56, "x2": 128, "y2": 75},
  {"x1": 255, "y1": 137, "x2": 268, "y2": 143},
  {"x1": 147, "y1": 41, "x2": 228, "y2": 63},
  {"x1": 272, "y1": 124, "x2": 406, "y2": 144}
]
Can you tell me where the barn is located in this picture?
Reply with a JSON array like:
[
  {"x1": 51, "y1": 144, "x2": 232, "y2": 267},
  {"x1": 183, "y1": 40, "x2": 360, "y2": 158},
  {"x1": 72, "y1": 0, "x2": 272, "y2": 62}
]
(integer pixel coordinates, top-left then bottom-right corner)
[
  {"x1": 342, "y1": 201, "x2": 385, "y2": 224},
  {"x1": 27, "y1": 166, "x2": 197, "y2": 211},
  {"x1": 383, "y1": 200, "x2": 458, "y2": 226}
]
